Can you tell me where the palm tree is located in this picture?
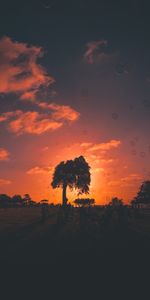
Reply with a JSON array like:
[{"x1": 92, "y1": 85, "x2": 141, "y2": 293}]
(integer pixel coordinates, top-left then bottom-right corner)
[{"x1": 51, "y1": 156, "x2": 91, "y2": 206}]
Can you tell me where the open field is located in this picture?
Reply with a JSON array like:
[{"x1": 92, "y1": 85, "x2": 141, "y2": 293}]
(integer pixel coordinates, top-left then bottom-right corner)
[{"x1": 0, "y1": 206, "x2": 150, "y2": 266}]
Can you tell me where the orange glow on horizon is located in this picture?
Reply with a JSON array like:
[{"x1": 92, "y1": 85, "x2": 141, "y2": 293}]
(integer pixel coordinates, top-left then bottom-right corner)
[{"x1": 0, "y1": 137, "x2": 146, "y2": 205}]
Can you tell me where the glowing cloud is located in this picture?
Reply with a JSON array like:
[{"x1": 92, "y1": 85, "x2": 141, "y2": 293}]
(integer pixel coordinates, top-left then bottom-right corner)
[
  {"x1": 0, "y1": 36, "x2": 54, "y2": 97},
  {"x1": 0, "y1": 148, "x2": 10, "y2": 160},
  {"x1": 0, "y1": 178, "x2": 12, "y2": 185},
  {"x1": 8, "y1": 111, "x2": 62, "y2": 135},
  {"x1": 108, "y1": 174, "x2": 142, "y2": 188},
  {"x1": 20, "y1": 90, "x2": 37, "y2": 101},
  {"x1": 27, "y1": 166, "x2": 53, "y2": 175},
  {"x1": 80, "y1": 142, "x2": 93, "y2": 148},
  {"x1": 0, "y1": 102, "x2": 80, "y2": 135},
  {"x1": 93, "y1": 167, "x2": 105, "y2": 173},
  {"x1": 37, "y1": 102, "x2": 80, "y2": 121},
  {"x1": 85, "y1": 140, "x2": 121, "y2": 152}
]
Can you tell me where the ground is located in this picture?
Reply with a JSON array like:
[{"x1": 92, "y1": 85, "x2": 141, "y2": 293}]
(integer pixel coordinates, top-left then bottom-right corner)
[
  {"x1": 1, "y1": 205, "x2": 150, "y2": 299},
  {"x1": 0, "y1": 205, "x2": 150, "y2": 267}
]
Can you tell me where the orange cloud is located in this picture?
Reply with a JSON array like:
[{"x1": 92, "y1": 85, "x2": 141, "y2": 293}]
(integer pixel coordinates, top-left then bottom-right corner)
[
  {"x1": 80, "y1": 142, "x2": 93, "y2": 148},
  {"x1": 0, "y1": 111, "x2": 17, "y2": 122},
  {"x1": 92, "y1": 167, "x2": 105, "y2": 174},
  {"x1": 8, "y1": 111, "x2": 62, "y2": 135},
  {"x1": 20, "y1": 90, "x2": 37, "y2": 101},
  {"x1": 0, "y1": 148, "x2": 10, "y2": 160},
  {"x1": 42, "y1": 146, "x2": 49, "y2": 152},
  {"x1": 0, "y1": 37, "x2": 80, "y2": 135},
  {"x1": 38, "y1": 102, "x2": 80, "y2": 121},
  {"x1": 108, "y1": 173, "x2": 142, "y2": 188},
  {"x1": 27, "y1": 166, "x2": 53, "y2": 175},
  {"x1": 0, "y1": 178, "x2": 12, "y2": 185},
  {"x1": 0, "y1": 102, "x2": 79, "y2": 135},
  {"x1": 120, "y1": 173, "x2": 142, "y2": 183},
  {"x1": 86, "y1": 140, "x2": 121, "y2": 152},
  {"x1": 100, "y1": 159, "x2": 115, "y2": 164},
  {"x1": 0, "y1": 36, "x2": 54, "y2": 97},
  {"x1": 83, "y1": 40, "x2": 114, "y2": 64}
]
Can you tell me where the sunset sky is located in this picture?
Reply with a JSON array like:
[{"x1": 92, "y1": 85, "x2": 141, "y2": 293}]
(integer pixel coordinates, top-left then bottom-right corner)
[{"x1": 0, "y1": 0, "x2": 150, "y2": 204}]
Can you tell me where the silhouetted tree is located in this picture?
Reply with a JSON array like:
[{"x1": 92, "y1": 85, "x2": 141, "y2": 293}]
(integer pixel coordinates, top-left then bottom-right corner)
[
  {"x1": 12, "y1": 195, "x2": 23, "y2": 207},
  {"x1": 131, "y1": 181, "x2": 150, "y2": 205},
  {"x1": 51, "y1": 156, "x2": 91, "y2": 206},
  {"x1": 23, "y1": 194, "x2": 32, "y2": 206},
  {"x1": 0, "y1": 194, "x2": 11, "y2": 208},
  {"x1": 109, "y1": 197, "x2": 124, "y2": 207},
  {"x1": 74, "y1": 198, "x2": 95, "y2": 207}
]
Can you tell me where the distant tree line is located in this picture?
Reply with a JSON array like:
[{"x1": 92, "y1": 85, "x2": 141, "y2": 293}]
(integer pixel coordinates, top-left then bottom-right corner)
[
  {"x1": 1, "y1": 180, "x2": 150, "y2": 209},
  {"x1": 0, "y1": 194, "x2": 37, "y2": 208},
  {"x1": 74, "y1": 198, "x2": 95, "y2": 207}
]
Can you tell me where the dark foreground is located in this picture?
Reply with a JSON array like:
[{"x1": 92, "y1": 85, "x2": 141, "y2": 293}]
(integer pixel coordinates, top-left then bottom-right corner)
[
  {"x1": 0, "y1": 205, "x2": 150, "y2": 265},
  {"x1": 1, "y1": 206, "x2": 150, "y2": 297}
]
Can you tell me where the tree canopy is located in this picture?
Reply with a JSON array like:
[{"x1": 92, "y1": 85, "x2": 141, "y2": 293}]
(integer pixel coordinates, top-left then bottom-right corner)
[
  {"x1": 132, "y1": 181, "x2": 150, "y2": 204},
  {"x1": 51, "y1": 156, "x2": 91, "y2": 205}
]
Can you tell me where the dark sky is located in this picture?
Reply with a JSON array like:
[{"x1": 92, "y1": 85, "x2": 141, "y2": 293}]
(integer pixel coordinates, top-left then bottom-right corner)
[{"x1": 0, "y1": 0, "x2": 150, "y2": 203}]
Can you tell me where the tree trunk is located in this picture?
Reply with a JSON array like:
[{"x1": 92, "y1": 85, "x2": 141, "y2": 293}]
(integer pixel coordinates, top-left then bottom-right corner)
[{"x1": 62, "y1": 184, "x2": 67, "y2": 206}]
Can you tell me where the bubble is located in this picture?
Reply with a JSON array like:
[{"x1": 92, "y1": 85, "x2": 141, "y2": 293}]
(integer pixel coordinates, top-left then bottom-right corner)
[{"x1": 112, "y1": 113, "x2": 119, "y2": 120}]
